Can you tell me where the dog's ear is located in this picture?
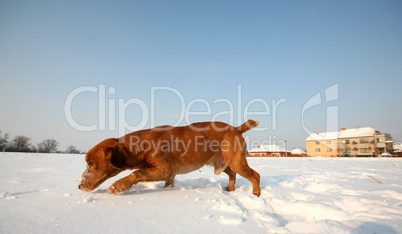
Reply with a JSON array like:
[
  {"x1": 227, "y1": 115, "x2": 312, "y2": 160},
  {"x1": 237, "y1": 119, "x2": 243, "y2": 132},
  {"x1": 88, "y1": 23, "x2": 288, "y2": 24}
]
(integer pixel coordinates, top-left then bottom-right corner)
[{"x1": 105, "y1": 144, "x2": 128, "y2": 169}]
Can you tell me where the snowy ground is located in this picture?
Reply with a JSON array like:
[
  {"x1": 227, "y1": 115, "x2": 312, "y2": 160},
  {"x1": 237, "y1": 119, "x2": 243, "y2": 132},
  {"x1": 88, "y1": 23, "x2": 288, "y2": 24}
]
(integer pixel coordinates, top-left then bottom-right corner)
[{"x1": 1, "y1": 153, "x2": 402, "y2": 233}]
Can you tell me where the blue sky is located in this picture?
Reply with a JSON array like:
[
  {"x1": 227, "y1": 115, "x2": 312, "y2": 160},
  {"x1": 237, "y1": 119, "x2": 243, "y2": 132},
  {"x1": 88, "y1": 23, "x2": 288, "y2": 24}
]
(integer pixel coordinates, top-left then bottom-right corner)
[{"x1": 1, "y1": 0, "x2": 401, "y2": 151}]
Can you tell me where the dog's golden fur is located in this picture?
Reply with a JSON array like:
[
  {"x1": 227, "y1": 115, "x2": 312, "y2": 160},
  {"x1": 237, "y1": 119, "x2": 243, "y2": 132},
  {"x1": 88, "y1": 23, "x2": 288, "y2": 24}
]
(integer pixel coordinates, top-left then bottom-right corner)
[{"x1": 78, "y1": 120, "x2": 261, "y2": 196}]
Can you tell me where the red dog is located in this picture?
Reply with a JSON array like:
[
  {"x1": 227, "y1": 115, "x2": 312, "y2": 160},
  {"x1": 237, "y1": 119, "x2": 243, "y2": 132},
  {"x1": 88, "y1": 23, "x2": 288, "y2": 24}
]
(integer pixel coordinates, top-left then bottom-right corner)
[{"x1": 78, "y1": 120, "x2": 261, "y2": 196}]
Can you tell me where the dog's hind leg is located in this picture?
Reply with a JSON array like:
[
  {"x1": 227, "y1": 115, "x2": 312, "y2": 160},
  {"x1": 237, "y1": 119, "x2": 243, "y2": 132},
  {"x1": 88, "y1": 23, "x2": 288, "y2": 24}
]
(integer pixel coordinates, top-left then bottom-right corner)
[
  {"x1": 164, "y1": 175, "x2": 175, "y2": 188},
  {"x1": 228, "y1": 157, "x2": 260, "y2": 197},
  {"x1": 224, "y1": 166, "x2": 236, "y2": 192},
  {"x1": 222, "y1": 136, "x2": 261, "y2": 197}
]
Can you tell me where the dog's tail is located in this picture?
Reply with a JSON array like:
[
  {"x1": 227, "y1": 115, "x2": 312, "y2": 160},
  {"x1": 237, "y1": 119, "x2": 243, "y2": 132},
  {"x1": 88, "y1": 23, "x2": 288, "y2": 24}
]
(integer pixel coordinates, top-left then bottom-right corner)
[{"x1": 237, "y1": 120, "x2": 259, "y2": 134}]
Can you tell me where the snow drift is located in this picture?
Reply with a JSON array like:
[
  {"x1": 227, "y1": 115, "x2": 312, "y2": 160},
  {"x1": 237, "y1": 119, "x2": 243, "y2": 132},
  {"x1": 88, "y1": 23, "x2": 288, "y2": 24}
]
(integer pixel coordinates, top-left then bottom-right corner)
[{"x1": 0, "y1": 153, "x2": 401, "y2": 233}]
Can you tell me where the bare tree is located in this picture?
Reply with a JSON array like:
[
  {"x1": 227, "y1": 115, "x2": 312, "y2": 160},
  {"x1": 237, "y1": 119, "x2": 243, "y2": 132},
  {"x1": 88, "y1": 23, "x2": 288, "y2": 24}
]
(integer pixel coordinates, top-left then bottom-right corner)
[
  {"x1": 38, "y1": 139, "x2": 59, "y2": 153},
  {"x1": 0, "y1": 131, "x2": 10, "y2": 151},
  {"x1": 66, "y1": 145, "x2": 80, "y2": 154},
  {"x1": 0, "y1": 131, "x2": 9, "y2": 151},
  {"x1": 9, "y1": 135, "x2": 32, "y2": 152}
]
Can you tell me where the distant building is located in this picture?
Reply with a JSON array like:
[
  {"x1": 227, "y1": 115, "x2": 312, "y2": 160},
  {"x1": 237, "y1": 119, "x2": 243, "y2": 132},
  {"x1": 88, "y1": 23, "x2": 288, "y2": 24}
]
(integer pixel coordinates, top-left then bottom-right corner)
[
  {"x1": 248, "y1": 144, "x2": 290, "y2": 157},
  {"x1": 306, "y1": 127, "x2": 393, "y2": 157},
  {"x1": 393, "y1": 142, "x2": 402, "y2": 157},
  {"x1": 290, "y1": 148, "x2": 307, "y2": 157}
]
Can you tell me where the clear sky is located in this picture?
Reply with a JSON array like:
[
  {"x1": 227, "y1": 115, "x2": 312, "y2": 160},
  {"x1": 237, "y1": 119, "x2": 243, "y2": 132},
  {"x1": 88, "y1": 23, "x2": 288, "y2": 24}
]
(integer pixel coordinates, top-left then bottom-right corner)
[{"x1": 1, "y1": 0, "x2": 401, "y2": 152}]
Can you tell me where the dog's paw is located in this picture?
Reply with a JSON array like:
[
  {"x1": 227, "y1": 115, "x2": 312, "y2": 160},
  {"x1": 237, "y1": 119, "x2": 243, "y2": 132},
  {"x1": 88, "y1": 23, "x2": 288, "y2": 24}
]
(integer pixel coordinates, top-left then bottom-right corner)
[
  {"x1": 253, "y1": 189, "x2": 261, "y2": 197},
  {"x1": 108, "y1": 179, "x2": 132, "y2": 194},
  {"x1": 164, "y1": 184, "x2": 174, "y2": 189},
  {"x1": 225, "y1": 185, "x2": 235, "y2": 192}
]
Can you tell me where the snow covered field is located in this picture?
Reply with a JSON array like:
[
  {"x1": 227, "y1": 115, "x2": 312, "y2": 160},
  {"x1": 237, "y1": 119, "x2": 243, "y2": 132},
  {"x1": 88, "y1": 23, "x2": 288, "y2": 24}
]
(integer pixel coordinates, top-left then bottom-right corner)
[{"x1": 1, "y1": 153, "x2": 402, "y2": 233}]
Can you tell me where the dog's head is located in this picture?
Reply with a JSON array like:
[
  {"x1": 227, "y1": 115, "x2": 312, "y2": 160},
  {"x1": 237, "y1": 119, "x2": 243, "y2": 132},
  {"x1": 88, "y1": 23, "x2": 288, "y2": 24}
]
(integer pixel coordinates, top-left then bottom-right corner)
[{"x1": 78, "y1": 138, "x2": 128, "y2": 192}]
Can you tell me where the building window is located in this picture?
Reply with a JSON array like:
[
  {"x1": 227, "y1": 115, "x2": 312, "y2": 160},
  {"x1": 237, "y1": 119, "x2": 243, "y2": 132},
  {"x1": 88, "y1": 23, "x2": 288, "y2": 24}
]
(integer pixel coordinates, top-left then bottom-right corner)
[
  {"x1": 315, "y1": 141, "x2": 319, "y2": 145},
  {"x1": 361, "y1": 148, "x2": 370, "y2": 153},
  {"x1": 326, "y1": 140, "x2": 331, "y2": 144},
  {"x1": 327, "y1": 148, "x2": 332, "y2": 152},
  {"x1": 377, "y1": 138, "x2": 382, "y2": 143},
  {"x1": 360, "y1": 139, "x2": 369, "y2": 143},
  {"x1": 315, "y1": 148, "x2": 321, "y2": 152},
  {"x1": 342, "y1": 140, "x2": 350, "y2": 144}
]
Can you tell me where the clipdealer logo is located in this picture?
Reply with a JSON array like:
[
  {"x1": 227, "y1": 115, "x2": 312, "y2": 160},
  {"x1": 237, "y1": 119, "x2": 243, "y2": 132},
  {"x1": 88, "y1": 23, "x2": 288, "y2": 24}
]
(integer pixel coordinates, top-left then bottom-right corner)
[
  {"x1": 64, "y1": 83, "x2": 339, "y2": 149},
  {"x1": 64, "y1": 85, "x2": 287, "y2": 136}
]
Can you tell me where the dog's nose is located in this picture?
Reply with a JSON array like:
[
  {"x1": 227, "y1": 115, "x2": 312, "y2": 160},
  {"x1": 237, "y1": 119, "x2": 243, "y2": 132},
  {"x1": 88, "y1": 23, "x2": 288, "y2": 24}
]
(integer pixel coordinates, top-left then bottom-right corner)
[{"x1": 78, "y1": 184, "x2": 81, "y2": 189}]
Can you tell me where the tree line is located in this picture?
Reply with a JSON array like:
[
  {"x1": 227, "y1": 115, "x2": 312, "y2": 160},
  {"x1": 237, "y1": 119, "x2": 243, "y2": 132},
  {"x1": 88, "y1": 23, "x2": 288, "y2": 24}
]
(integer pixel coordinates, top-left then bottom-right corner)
[{"x1": 0, "y1": 130, "x2": 81, "y2": 154}]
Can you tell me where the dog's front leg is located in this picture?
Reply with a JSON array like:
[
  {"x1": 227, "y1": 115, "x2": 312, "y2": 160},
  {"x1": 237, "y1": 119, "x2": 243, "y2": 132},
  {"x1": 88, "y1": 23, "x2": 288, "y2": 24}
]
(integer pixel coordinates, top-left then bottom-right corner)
[
  {"x1": 107, "y1": 174, "x2": 135, "y2": 194},
  {"x1": 108, "y1": 167, "x2": 169, "y2": 194},
  {"x1": 164, "y1": 175, "x2": 175, "y2": 188}
]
